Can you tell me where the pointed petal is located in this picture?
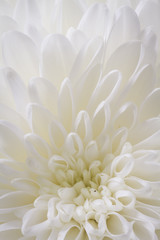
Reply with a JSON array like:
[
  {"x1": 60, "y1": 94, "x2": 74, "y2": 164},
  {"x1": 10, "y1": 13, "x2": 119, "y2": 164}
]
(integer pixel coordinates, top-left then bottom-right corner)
[
  {"x1": 58, "y1": 79, "x2": 75, "y2": 131},
  {"x1": 49, "y1": 120, "x2": 67, "y2": 151},
  {"x1": 51, "y1": 0, "x2": 84, "y2": 34},
  {"x1": 87, "y1": 70, "x2": 121, "y2": 115},
  {"x1": 70, "y1": 37, "x2": 104, "y2": 85},
  {"x1": 78, "y1": 3, "x2": 110, "y2": 38},
  {"x1": 22, "y1": 208, "x2": 48, "y2": 237},
  {"x1": 0, "y1": 104, "x2": 30, "y2": 133},
  {"x1": 0, "y1": 122, "x2": 26, "y2": 162},
  {"x1": 75, "y1": 111, "x2": 92, "y2": 144},
  {"x1": 2, "y1": 31, "x2": 39, "y2": 84},
  {"x1": 104, "y1": 41, "x2": 141, "y2": 87},
  {"x1": 139, "y1": 88, "x2": 160, "y2": 121},
  {"x1": 126, "y1": 64, "x2": 156, "y2": 106},
  {"x1": 136, "y1": 0, "x2": 160, "y2": 35},
  {"x1": 0, "y1": 191, "x2": 35, "y2": 213},
  {"x1": 92, "y1": 101, "x2": 110, "y2": 139},
  {"x1": 27, "y1": 103, "x2": 54, "y2": 143},
  {"x1": 113, "y1": 102, "x2": 137, "y2": 130},
  {"x1": 107, "y1": 6, "x2": 140, "y2": 58},
  {"x1": 75, "y1": 64, "x2": 101, "y2": 111},
  {"x1": 0, "y1": 230, "x2": 22, "y2": 240},
  {"x1": 2, "y1": 67, "x2": 29, "y2": 115},
  {"x1": 29, "y1": 77, "x2": 58, "y2": 115},
  {"x1": 25, "y1": 133, "x2": 52, "y2": 160},
  {"x1": 0, "y1": 15, "x2": 18, "y2": 36},
  {"x1": 41, "y1": 34, "x2": 75, "y2": 89}
]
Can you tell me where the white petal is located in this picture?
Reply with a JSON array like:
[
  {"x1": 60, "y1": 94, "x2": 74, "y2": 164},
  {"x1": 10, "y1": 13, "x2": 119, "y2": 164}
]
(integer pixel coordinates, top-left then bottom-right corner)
[
  {"x1": 58, "y1": 203, "x2": 75, "y2": 223},
  {"x1": 14, "y1": 0, "x2": 41, "y2": 29},
  {"x1": 48, "y1": 155, "x2": 68, "y2": 173},
  {"x1": 0, "y1": 104, "x2": 30, "y2": 134},
  {"x1": 25, "y1": 133, "x2": 52, "y2": 160},
  {"x1": 104, "y1": 41, "x2": 141, "y2": 87},
  {"x1": 2, "y1": 67, "x2": 29, "y2": 116},
  {"x1": 0, "y1": 0, "x2": 12, "y2": 16},
  {"x1": 40, "y1": 34, "x2": 75, "y2": 89},
  {"x1": 133, "y1": 129, "x2": 160, "y2": 150},
  {"x1": 131, "y1": 151, "x2": 160, "y2": 181},
  {"x1": 29, "y1": 77, "x2": 58, "y2": 115},
  {"x1": 136, "y1": 206, "x2": 160, "y2": 228},
  {"x1": 111, "y1": 127, "x2": 128, "y2": 155},
  {"x1": 22, "y1": 208, "x2": 49, "y2": 237},
  {"x1": 106, "y1": 212, "x2": 130, "y2": 239},
  {"x1": 58, "y1": 187, "x2": 77, "y2": 201},
  {"x1": 57, "y1": 221, "x2": 80, "y2": 240},
  {"x1": 87, "y1": 70, "x2": 122, "y2": 115},
  {"x1": 0, "y1": 191, "x2": 35, "y2": 213},
  {"x1": 0, "y1": 230, "x2": 22, "y2": 240},
  {"x1": 75, "y1": 63, "x2": 101, "y2": 111},
  {"x1": 124, "y1": 176, "x2": 151, "y2": 197},
  {"x1": 49, "y1": 120, "x2": 67, "y2": 151},
  {"x1": 136, "y1": 0, "x2": 160, "y2": 35},
  {"x1": 78, "y1": 3, "x2": 110, "y2": 38},
  {"x1": 0, "y1": 15, "x2": 18, "y2": 36},
  {"x1": 27, "y1": 103, "x2": 54, "y2": 143},
  {"x1": 140, "y1": 27, "x2": 157, "y2": 67},
  {"x1": 67, "y1": 28, "x2": 87, "y2": 53},
  {"x1": 58, "y1": 78, "x2": 75, "y2": 131},
  {"x1": 0, "y1": 122, "x2": 26, "y2": 162},
  {"x1": 51, "y1": 0, "x2": 84, "y2": 34},
  {"x1": 0, "y1": 220, "x2": 21, "y2": 232},
  {"x1": 11, "y1": 178, "x2": 39, "y2": 195},
  {"x1": 65, "y1": 132, "x2": 84, "y2": 157},
  {"x1": 75, "y1": 111, "x2": 92, "y2": 144},
  {"x1": 0, "y1": 68, "x2": 15, "y2": 108},
  {"x1": 113, "y1": 102, "x2": 137, "y2": 130},
  {"x1": 115, "y1": 190, "x2": 135, "y2": 208},
  {"x1": 126, "y1": 64, "x2": 156, "y2": 106},
  {"x1": 92, "y1": 101, "x2": 110, "y2": 139},
  {"x1": 85, "y1": 141, "x2": 99, "y2": 163},
  {"x1": 133, "y1": 221, "x2": 156, "y2": 240},
  {"x1": 70, "y1": 37, "x2": 104, "y2": 85},
  {"x1": 2, "y1": 31, "x2": 39, "y2": 84},
  {"x1": 129, "y1": 118, "x2": 160, "y2": 145},
  {"x1": 139, "y1": 88, "x2": 160, "y2": 121},
  {"x1": 106, "y1": 6, "x2": 140, "y2": 58},
  {"x1": 110, "y1": 154, "x2": 134, "y2": 178}
]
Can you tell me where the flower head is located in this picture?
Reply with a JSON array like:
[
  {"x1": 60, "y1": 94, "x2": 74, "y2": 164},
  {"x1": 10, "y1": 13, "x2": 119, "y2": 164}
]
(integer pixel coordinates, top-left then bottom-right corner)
[{"x1": 0, "y1": 0, "x2": 160, "y2": 239}]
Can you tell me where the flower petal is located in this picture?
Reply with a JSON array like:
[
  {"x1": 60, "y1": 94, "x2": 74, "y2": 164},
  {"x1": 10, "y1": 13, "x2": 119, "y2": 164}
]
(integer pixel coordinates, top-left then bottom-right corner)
[
  {"x1": 75, "y1": 111, "x2": 92, "y2": 144},
  {"x1": 104, "y1": 41, "x2": 141, "y2": 87},
  {"x1": 41, "y1": 34, "x2": 75, "y2": 89},
  {"x1": 2, "y1": 67, "x2": 29, "y2": 115},
  {"x1": 27, "y1": 103, "x2": 54, "y2": 143},
  {"x1": 0, "y1": 122, "x2": 26, "y2": 162},
  {"x1": 58, "y1": 78, "x2": 75, "y2": 132},
  {"x1": 0, "y1": 104, "x2": 30, "y2": 134},
  {"x1": 22, "y1": 208, "x2": 49, "y2": 237},
  {"x1": 78, "y1": 3, "x2": 110, "y2": 38},
  {"x1": 0, "y1": 191, "x2": 35, "y2": 213},
  {"x1": 87, "y1": 70, "x2": 122, "y2": 115},
  {"x1": 29, "y1": 77, "x2": 58, "y2": 115},
  {"x1": 136, "y1": 0, "x2": 160, "y2": 35},
  {"x1": 2, "y1": 31, "x2": 39, "y2": 84},
  {"x1": 139, "y1": 88, "x2": 160, "y2": 121},
  {"x1": 107, "y1": 6, "x2": 140, "y2": 58}
]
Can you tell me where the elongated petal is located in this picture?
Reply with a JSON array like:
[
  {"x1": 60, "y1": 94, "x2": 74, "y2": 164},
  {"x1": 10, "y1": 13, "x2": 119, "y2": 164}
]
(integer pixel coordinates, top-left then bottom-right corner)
[
  {"x1": 41, "y1": 34, "x2": 75, "y2": 89},
  {"x1": 2, "y1": 31, "x2": 39, "y2": 84}
]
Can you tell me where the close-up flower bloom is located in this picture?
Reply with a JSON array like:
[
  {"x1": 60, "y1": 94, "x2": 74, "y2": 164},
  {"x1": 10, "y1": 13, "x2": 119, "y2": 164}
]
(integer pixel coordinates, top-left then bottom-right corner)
[{"x1": 0, "y1": 0, "x2": 160, "y2": 239}]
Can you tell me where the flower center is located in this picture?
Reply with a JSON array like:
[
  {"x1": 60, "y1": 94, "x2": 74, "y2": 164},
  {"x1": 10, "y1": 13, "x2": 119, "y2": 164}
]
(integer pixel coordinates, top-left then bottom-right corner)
[{"x1": 46, "y1": 148, "x2": 127, "y2": 225}]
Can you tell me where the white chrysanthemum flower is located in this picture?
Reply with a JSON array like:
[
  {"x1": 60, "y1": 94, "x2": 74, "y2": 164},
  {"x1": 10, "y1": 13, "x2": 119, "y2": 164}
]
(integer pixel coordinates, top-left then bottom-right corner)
[{"x1": 0, "y1": 0, "x2": 160, "y2": 239}]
